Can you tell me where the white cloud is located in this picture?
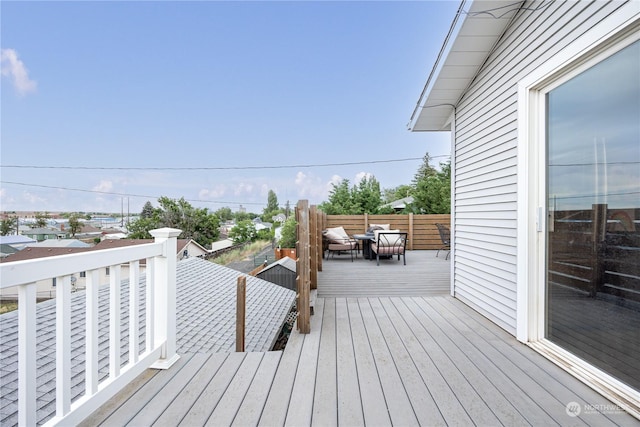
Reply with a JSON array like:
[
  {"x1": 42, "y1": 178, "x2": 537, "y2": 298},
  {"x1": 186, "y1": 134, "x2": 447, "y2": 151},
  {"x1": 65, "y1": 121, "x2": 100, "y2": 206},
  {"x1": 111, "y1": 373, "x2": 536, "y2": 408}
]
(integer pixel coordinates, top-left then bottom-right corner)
[
  {"x1": 1, "y1": 48, "x2": 37, "y2": 96},
  {"x1": 234, "y1": 182, "x2": 255, "y2": 196},
  {"x1": 199, "y1": 184, "x2": 227, "y2": 199},
  {"x1": 92, "y1": 180, "x2": 114, "y2": 193},
  {"x1": 293, "y1": 171, "x2": 327, "y2": 201}
]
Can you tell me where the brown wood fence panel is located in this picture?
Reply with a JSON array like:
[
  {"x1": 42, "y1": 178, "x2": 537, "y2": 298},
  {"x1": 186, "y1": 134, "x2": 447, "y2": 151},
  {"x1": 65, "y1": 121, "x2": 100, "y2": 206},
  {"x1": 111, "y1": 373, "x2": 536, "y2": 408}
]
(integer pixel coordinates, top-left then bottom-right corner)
[{"x1": 324, "y1": 214, "x2": 451, "y2": 250}]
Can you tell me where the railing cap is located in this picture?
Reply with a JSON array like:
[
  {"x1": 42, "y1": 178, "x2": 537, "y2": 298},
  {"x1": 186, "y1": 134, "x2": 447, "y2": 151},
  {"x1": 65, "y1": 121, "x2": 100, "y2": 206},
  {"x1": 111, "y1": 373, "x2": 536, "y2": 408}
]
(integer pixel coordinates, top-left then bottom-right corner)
[{"x1": 149, "y1": 228, "x2": 182, "y2": 239}]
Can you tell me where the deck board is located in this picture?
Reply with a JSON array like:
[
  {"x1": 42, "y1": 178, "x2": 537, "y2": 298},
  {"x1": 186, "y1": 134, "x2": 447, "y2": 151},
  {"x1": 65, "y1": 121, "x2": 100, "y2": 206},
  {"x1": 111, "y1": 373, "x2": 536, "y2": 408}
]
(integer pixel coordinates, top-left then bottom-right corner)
[
  {"x1": 82, "y1": 251, "x2": 638, "y2": 426},
  {"x1": 178, "y1": 353, "x2": 244, "y2": 426},
  {"x1": 357, "y1": 298, "x2": 418, "y2": 426},
  {"x1": 284, "y1": 297, "x2": 324, "y2": 426},
  {"x1": 311, "y1": 298, "x2": 337, "y2": 427},
  {"x1": 230, "y1": 350, "x2": 281, "y2": 427},
  {"x1": 156, "y1": 353, "x2": 229, "y2": 427},
  {"x1": 347, "y1": 297, "x2": 391, "y2": 426}
]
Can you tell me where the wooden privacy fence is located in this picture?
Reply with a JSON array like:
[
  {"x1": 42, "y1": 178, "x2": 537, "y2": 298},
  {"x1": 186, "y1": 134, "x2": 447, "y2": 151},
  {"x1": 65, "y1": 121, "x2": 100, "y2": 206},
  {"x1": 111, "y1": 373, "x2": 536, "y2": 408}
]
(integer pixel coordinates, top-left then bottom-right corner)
[
  {"x1": 322, "y1": 213, "x2": 451, "y2": 250},
  {"x1": 293, "y1": 206, "x2": 451, "y2": 333}
]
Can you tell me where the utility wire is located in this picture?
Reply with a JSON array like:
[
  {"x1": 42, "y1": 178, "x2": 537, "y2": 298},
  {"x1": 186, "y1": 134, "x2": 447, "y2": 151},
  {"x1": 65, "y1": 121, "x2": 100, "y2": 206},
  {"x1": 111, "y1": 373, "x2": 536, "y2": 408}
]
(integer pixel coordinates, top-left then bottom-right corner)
[
  {"x1": 0, "y1": 181, "x2": 266, "y2": 206},
  {"x1": 0, "y1": 155, "x2": 450, "y2": 171}
]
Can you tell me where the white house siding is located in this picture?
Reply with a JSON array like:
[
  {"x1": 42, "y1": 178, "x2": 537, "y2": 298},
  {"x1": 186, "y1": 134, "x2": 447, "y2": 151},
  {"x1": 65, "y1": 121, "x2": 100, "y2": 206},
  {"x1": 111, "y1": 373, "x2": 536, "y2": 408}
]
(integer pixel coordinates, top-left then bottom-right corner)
[{"x1": 452, "y1": 0, "x2": 631, "y2": 334}]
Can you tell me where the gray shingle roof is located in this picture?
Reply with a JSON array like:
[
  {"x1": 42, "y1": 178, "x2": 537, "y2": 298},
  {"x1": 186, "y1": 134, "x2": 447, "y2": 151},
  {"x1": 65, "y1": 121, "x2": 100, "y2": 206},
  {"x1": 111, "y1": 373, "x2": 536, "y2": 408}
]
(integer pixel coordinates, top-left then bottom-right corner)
[{"x1": 0, "y1": 257, "x2": 295, "y2": 426}]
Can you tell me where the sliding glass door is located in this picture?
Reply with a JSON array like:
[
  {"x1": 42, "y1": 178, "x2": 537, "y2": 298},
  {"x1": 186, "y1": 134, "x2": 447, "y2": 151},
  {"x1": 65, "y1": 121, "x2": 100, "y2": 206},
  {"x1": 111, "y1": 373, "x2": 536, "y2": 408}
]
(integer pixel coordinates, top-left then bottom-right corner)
[{"x1": 546, "y1": 40, "x2": 640, "y2": 391}]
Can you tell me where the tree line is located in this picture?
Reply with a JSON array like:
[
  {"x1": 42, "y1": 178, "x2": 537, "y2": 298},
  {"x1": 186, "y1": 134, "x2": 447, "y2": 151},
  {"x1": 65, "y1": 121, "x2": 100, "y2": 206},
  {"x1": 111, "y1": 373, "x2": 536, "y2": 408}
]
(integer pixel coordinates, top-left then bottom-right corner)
[{"x1": 1, "y1": 152, "x2": 450, "y2": 247}]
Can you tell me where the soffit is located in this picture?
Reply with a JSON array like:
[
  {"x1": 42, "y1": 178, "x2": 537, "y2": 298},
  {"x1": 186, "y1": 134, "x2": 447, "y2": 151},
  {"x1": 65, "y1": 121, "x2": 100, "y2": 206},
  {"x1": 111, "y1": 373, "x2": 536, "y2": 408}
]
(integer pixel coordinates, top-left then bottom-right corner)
[{"x1": 409, "y1": 0, "x2": 524, "y2": 131}]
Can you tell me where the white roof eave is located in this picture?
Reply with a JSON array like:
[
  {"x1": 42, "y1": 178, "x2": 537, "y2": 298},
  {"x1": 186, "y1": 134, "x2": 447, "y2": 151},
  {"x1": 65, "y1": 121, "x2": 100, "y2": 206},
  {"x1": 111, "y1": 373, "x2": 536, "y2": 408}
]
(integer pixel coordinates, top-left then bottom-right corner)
[{"x1": 409, "y1": 0, "x2": 524, "y2": 132}]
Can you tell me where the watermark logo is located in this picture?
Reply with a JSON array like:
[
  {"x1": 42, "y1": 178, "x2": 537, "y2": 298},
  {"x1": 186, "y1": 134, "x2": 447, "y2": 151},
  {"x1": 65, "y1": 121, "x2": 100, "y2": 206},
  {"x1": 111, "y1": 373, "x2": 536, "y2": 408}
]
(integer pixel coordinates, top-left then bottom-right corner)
[
  {"x1": 566, "y1": 401, "x2": 624, "y2": 417},
  {"x1": 566, "y1": 401, "x2": 581, "y2": 417}
]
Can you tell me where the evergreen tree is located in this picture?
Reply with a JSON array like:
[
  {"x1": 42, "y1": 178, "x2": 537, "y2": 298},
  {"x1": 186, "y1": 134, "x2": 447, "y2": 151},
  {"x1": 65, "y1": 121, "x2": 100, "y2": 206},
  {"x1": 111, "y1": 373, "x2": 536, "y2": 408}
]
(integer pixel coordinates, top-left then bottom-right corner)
[
  {"x1": 141, "y1": 201, "x2": 155, "y2": 219},
  {"x1": 412, "y1": 161, "x2": 451, "y2": 214},
  {"x1": 412, "y1": 152, "x2": 437, "y2": 187}
]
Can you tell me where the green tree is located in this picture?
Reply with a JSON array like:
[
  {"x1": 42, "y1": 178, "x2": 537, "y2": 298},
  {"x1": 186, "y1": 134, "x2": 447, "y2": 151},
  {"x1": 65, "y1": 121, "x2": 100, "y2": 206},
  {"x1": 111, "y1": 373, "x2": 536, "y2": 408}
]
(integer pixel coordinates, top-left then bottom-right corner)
[
  {"x1": 319, "y1": 179, "x2": 353, "y2": 214},
  {"x1": 0, "y1": 217, "x2": 17, "y2": 236},
  {"x1": 262, "y1": 189, "x2": 282, "y2": 222},
  {"x1": 214, "y1": 207, "x2": 233, "y2": 222},
  {"x1": 68, "y1": 213, "x2": 83, "y2": 237},
  {"x1": 278, "y1": 216, "x2": 297, "y2": 248},
  {"x1": 411, "y1": 161, "x2": 451, "y2": 214},
  {"x1": 34, "y1": 212, "x2": 49, "y2": 228},
  {"x1": 228, "y1": 220, "x2": 257, "y2": 244},
  {"x1": 127, "y1": 197, "x2": 220, "y2": 247},
  {"x1": 319, "y1": 176, "x2": 383, "y2": 215},
  {"x1": 127, "y1": 217, "x2": 159, "y2": 239},
  {"x1": 351, "y1": 175, "x2": 383, "y2": 214},
  {"x1": 412, "y1": 152, "x2": 437, "y2": 187},
  {"x1": 141, "y1": 201, "x2": 155, "y2": 219}
]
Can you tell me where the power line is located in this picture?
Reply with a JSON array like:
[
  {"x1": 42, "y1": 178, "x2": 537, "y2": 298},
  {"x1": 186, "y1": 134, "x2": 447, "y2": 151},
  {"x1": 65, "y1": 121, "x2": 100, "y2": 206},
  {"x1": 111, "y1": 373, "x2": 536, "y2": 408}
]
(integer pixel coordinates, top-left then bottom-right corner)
[
  {"x1": 0, "y1": 181, "x2": 266, "y2": 206},
  {"x1": 0, "y1": 156, "x2": 450, "y2": 171}
]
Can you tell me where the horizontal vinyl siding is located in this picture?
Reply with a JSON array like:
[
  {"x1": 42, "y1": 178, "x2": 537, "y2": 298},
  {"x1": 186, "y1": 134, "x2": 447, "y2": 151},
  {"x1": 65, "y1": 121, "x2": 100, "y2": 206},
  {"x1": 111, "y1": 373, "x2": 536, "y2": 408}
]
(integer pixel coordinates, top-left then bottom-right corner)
[{"x1": 452, "y1": 0, "x2": 629, "y2": 334}]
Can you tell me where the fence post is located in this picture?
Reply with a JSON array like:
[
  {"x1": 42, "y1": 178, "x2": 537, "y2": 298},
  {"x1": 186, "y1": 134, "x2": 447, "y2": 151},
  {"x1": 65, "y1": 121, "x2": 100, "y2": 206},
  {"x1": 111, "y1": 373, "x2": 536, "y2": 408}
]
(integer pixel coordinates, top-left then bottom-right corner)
[
  {"x1": 408, "y1": 213, "x2": 414, "y2": 250},
  {"x1": 149, "y1": 227, "x2": 182, "y2": 369},
  {"x1": 296, "y1": 200, "x2": 311, "y2": 333},
  {"x1": 236, "y1": 276, "x2": 246, "y2": 352},
  {"x1": 310, "y1": 205, "x2": 318, "y2": 290}
]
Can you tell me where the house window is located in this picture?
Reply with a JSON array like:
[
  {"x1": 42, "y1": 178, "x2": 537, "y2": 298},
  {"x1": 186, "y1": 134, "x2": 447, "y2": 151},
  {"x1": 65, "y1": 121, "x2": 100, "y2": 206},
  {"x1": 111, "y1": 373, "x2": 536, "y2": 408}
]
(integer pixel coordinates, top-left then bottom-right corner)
[
  {"x1": 52, "y1": 277, "x2": 56, "y2": 287},
  {"x1": 545, "y1": 40, "x2": 639, "y2": 391},
  {"x1": 105, "y1": 267, "x2": 110, "y2": 276},
  {"x1": 80, "y1": 271, "x2": 86, "y2": 278}
]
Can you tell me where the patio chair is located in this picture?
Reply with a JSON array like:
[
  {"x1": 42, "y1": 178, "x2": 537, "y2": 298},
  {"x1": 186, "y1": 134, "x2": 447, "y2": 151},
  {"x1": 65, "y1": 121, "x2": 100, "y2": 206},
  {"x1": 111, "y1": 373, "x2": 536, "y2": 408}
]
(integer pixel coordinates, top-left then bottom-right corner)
[
  {"x1": 435, "y1": 223, "x2": 451, "y2": 260},
  {"x1": 371, "y1": 230, "x2": 407, "y2": 266},
  {"x1": 323, "y1": 226, "x2": 358, "y2": 261}
]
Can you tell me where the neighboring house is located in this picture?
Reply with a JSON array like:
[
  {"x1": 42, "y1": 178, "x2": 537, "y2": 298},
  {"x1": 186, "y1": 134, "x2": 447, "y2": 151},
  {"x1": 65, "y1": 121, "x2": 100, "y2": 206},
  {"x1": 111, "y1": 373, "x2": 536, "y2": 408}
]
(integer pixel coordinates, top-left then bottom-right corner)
[
  {"x1": 0, "y1": 235, "x2": 36, "y2": 250},
  {"x1": 20, "y1": 227, "x2": 67, "y2": 242},
  {"x1": 26, "y1": 239, "x2": 91, "y2": 249},
  {"x1": 256, "y1": 256, "x2": 297, "y2": 291},
  {"x1": 0, "y1": 257, "x2": 296, "y2": 426},
  {"x1": 211, "y1": 237, "x2": 234, "y2": 252},
  {"x1": 380, "y1": 196, "x2": 414, "y2": 212},
  {"x1": 409, "y1": 0, "x2": 639, "y2": 413}
]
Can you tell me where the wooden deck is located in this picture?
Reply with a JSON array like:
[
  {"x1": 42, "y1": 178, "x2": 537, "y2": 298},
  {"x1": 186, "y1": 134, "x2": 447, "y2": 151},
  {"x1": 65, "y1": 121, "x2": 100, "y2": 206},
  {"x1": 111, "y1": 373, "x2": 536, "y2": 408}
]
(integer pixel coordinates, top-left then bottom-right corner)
[{"x1": 82, "y1": 251, "x2": 638, "y2": 426}]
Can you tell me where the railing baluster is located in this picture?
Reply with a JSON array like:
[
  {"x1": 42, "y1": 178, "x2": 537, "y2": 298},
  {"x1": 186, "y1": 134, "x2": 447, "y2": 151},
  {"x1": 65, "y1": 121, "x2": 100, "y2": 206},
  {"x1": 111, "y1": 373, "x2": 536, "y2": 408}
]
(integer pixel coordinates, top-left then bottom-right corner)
[
  {"x1": 18, "y1": 282, "x2": 37, "y2": 426},
  {"x1": 85, "y1": 269, "x2": 99, "y2": 395},
  {"x1": 109, "y1": 265, "x2": 122, "y2": 378},
  {"x1": 129, "y1": 260, "x2": 140, "y2": 364},
  {"x1": 146, "y1": 257, "x2": 155, "y2": 351},
  {"x1": 56, "y1": 275, "x2": 72, "y2": 417}
]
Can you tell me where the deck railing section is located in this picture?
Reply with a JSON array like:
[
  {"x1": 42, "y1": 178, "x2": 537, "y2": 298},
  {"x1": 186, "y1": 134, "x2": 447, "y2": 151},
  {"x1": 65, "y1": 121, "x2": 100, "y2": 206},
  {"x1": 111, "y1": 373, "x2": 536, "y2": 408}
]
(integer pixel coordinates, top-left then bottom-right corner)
[{"x1": 0, "y1": 227, "x2": 182, "y2": 426}]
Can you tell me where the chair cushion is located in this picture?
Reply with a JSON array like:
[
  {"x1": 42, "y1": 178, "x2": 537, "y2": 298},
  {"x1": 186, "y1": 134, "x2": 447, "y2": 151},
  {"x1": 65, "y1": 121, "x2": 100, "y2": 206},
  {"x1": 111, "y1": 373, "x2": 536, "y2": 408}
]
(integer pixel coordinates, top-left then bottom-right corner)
[
  {"x1": 374, "y1": 229, "x2": 400, "y2": 247},
  {"x1": 328, "y1": 242, "x2": 356, "y2": 251},
  {"x1": 372, "y1": 245, "x2": 405, "y2": 255},
  {"x1": 369, "y1": 223, "x2": 390, "y2": 230},
  {"x1": 324, "y1": 226, "x2": 350, "y2": 243}
]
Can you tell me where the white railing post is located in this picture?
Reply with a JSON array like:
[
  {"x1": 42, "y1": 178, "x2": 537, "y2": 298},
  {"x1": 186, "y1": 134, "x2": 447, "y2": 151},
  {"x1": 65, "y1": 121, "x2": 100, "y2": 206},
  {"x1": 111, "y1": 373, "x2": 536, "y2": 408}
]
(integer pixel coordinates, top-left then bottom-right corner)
[
  {"x1": 18, "y1": 283, "x2": 37, "y2": 426},
  {"x1": 149, "y1": 227, "x2": 181, "y2": 369},
  {"x1": 56, "y1": 275, "x2": 72, "y2": 418}
]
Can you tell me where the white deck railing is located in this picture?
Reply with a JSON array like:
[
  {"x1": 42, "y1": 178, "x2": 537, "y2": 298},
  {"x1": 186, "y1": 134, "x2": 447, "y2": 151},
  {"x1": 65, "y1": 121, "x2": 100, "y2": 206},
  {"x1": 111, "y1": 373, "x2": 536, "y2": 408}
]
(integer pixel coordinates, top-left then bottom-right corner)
[{"x1": 0, "y1": 228, "x2": 182, "y2": 426}]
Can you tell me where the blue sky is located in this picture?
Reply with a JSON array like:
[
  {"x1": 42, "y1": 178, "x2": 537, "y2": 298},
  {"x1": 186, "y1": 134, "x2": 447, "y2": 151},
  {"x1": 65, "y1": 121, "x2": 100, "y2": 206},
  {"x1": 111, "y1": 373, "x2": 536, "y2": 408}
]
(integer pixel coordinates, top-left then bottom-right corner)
[{"x1": 1, "y1": 1, "x2": 457, "y2": 214}]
